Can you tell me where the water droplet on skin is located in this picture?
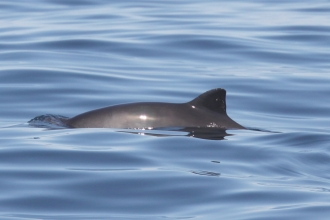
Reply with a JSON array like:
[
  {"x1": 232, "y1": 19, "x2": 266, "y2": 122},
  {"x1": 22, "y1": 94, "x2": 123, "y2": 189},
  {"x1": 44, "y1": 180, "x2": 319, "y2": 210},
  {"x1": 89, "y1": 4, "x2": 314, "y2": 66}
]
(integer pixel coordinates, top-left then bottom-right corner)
[{"x1": 139, "y1": 115, "x2": 147, "y2": 120}]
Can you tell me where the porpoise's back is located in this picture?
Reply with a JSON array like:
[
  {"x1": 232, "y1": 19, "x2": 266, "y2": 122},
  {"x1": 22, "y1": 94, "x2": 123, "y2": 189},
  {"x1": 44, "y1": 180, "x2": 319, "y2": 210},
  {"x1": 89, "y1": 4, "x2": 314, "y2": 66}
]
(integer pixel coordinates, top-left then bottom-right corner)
[{"x1": 66, "y1": 88, "x2": 245, "y2": 129}]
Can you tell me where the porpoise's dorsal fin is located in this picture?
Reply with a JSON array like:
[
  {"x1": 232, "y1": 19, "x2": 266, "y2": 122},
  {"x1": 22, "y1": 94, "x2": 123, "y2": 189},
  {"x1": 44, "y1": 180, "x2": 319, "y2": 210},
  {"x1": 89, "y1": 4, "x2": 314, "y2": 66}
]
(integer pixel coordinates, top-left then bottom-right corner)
[{"x1": 188, "y1": 88, "x2": 227, "y2": 114}]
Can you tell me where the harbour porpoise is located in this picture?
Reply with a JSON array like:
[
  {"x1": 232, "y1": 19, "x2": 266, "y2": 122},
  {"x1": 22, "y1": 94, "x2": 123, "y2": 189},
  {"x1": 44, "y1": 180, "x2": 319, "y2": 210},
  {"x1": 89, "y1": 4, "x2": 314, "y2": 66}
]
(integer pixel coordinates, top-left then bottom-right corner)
[{"x1": 65, "y1": 88, "x2": 245, "y2": 129}]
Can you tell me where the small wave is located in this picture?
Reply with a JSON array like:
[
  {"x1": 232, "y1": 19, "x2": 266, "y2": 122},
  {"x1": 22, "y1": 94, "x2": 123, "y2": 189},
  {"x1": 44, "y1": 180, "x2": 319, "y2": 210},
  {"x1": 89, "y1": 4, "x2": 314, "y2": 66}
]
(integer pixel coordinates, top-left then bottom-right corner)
[
  {"x1": 191, "y1": 170, "x2": 220, "y2": 177},
  {"x1": 28, "y1": 114, "x2": 69, "y2": 129},
  {"x1": 245, "y1": 127, "x2": 281, "y2": 133}
]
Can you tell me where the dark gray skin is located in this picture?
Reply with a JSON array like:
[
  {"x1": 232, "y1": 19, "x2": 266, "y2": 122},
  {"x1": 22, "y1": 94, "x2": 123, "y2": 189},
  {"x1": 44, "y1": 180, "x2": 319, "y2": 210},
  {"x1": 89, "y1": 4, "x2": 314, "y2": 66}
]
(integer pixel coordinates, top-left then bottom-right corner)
[{"x1": 66, "y1": 88, "x2": 245, "y2": 129}]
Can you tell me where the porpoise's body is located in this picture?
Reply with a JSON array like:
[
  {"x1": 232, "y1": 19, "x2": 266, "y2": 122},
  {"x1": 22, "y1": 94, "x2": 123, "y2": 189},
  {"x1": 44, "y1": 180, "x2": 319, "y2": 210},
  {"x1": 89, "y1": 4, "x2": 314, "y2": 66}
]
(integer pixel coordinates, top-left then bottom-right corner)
[{"x1": 66, "y1": 88, "x2": 244, "y2": 129}]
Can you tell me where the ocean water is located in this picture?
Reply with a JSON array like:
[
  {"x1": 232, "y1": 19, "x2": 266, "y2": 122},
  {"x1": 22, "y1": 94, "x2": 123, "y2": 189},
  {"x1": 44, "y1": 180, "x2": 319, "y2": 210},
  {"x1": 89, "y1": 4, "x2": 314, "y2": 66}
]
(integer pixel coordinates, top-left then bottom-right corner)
[{"x1": 1, "y1": 0, "x2": 330, "y2": 219}]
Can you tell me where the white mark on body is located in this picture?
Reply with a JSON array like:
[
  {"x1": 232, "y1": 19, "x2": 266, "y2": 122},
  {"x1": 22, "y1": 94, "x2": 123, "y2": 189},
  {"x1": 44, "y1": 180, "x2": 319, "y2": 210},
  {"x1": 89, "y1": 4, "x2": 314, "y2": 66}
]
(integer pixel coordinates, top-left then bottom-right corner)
[{"x1": 207, "y1": 122, "x2": 218, "y2": 127}]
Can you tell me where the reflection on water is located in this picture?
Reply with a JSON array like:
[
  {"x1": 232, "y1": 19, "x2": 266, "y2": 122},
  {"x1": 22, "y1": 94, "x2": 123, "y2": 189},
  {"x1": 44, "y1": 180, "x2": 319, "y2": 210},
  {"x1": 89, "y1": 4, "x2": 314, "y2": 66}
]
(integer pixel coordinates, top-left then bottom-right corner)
[{"x1": 120, "y1": 127, "x2": 231, "y2": 140}]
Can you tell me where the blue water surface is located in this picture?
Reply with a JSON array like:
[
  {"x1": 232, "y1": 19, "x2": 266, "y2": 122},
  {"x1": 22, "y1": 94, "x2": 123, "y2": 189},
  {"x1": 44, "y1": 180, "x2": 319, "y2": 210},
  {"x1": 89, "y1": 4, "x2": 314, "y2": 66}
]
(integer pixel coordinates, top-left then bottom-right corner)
[{"x1": 1, "y1": 0, "x2": 330, "y2": 219}]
